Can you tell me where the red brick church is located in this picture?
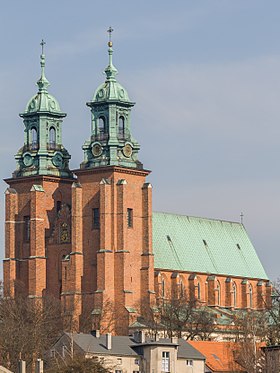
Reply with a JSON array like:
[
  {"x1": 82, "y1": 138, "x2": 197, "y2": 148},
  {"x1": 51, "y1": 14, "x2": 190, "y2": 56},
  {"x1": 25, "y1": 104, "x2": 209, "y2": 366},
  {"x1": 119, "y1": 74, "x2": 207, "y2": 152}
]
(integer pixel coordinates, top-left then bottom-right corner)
[{"x1": 3, "y1": 37, "x2": 271, "y2": 335}]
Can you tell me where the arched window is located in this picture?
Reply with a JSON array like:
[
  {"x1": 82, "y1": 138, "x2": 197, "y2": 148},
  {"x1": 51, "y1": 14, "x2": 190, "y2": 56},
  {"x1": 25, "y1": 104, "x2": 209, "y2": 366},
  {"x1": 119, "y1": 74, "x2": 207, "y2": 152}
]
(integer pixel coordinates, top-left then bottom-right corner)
[
  {"x1": 216, "y1": 281, "x2": 221, "y2": 306},
  {"x1": 118, "y1": 116, "x2": 125, "y2": 138},
  {"x1": 31, "y1": 127, "x2": 38, "y2": 149},
  {"x1": 162, "y1": 279, "x2": 165, "y2": 298},
  {"x1": 98, "y1": 116, "x2": 106, "y2": 134},
  {"x1": 49, "y1": 127, "x2": 56, "y2": 148},
  {"x1": 249, "y1": 284, "x2": 253, "y2": 308},
  {"x1": 197, "y1": 282, "x2": 201, "y2": 300},
  {"x1": 179, "y1": 279, "x2": 184, "y2": 297},
  {"x1": 233, "y1": 282, "x2": 237, "y2": 308}
]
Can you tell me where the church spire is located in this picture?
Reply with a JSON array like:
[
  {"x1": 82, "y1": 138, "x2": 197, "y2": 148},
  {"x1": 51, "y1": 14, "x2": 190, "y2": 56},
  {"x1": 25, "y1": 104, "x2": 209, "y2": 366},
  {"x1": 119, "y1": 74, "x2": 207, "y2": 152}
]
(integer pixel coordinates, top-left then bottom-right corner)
[
  {"x1": 81, "y1": 28, "x2": 142, "y2": 170},
  {"x1": 36, "y1": 39, "x2": 50, "y2": 93},
  {"x1": 13, "y1": 41, "x2": 72, "y2": 179}
]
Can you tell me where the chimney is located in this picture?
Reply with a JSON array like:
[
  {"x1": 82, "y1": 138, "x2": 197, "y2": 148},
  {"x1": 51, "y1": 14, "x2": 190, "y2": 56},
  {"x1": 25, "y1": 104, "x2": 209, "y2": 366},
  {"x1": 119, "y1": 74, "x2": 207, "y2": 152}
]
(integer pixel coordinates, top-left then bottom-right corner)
[
  {"x1": 134, "y1": 331, "x2": 145, "y2": 343},
  {"x1": 18, "y1": 360, "x2": 26, "y2": 373},
  {"x1": 171, "y1": 336, "x2": 178, "y2": 344},
  {"x1": 155, "y1": 333, "x2": 159, "y2": 342},
  {"x1": 91, "y1": 330, "x2": 100, "y2": 338},
  {"x1": 35, "y1": 359, "x2": 44, "y2": 373},
  {"x1": 106, "y1": 333, "x2": 112, "y2": 350}
]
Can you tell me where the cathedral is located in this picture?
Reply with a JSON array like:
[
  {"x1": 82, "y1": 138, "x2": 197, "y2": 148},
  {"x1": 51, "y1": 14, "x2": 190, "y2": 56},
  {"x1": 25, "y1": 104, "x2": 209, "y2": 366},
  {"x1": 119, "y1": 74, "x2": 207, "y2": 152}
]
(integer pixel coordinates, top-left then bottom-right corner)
[{"x1": 3, "y1": 35, "x2": 271, "y2": 335}]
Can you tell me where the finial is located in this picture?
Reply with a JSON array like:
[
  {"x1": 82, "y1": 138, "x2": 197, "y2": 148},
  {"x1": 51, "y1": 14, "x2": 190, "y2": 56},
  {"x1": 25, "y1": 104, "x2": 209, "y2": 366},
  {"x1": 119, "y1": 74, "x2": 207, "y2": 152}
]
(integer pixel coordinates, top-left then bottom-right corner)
[
  {"x1": 240, "y1": 212, "x2": 244, "y2": 224},
  {"x1": 40, "y1": 39, "x2": 46, "y2": 55},
  {"x1": 105, "y1": 27, "x2": 118, "y2": 81},
  {"x1": 37, "y1": 39, "x2": 50, "y2": 92},
  {"x1": 107, "y1": 26, "x2": 114, "y2": 47}
]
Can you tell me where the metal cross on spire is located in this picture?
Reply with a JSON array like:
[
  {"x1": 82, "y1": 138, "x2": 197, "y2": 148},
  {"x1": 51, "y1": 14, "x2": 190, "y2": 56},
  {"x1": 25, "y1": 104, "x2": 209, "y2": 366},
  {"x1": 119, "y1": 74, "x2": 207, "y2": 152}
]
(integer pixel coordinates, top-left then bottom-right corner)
[
  {"x1": 107, "y1": 26, "x2": 114, "y2": 47},
  {"x1": 40, "y1": 39, "x2": 46, "y2": 55}
]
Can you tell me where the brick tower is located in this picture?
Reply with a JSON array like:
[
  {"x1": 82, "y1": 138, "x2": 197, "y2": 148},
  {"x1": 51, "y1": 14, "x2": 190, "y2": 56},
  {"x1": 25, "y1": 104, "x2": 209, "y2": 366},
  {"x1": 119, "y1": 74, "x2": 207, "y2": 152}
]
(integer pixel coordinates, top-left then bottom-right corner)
[
  {"x1": 3, "y1": 36, "x2": 155, "y2": 335},
  {"x1": 71, "y1": 31, "x2": 155, "y2": 334},
  {"x1": 3, "y1": 42, "x2": 74, "y2": 300}
]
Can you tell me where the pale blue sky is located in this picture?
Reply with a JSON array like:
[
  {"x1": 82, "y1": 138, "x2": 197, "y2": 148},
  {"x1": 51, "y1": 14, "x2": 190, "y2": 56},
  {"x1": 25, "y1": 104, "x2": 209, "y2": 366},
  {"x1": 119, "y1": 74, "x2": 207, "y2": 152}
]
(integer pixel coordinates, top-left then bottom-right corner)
[{"x1": 1, "y1": 1, "x2": 280, "y2": 280}]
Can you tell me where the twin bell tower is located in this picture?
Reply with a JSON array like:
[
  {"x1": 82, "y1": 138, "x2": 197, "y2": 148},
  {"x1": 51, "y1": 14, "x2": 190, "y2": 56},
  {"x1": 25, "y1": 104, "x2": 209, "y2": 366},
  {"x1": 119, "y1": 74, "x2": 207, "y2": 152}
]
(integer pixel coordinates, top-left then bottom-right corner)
[{"x1": 3, "y1": 31, "x2": 155, "y2": 335}]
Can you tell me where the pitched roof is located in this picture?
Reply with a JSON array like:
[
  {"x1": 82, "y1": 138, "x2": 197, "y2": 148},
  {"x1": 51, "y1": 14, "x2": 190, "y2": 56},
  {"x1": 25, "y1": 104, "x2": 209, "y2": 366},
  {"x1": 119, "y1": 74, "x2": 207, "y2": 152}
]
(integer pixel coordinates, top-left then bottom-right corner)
[
  {"x1": 66, "y1": 333, "x2": 138, "y2": 356},
  {"x1": 65, "y1": 333, "x2": 205, "y2": 361},
  {"x1": 188, "y1": 341, "x2": 245, "y2": 372},
  {"x1": 152, "y1": 212, "x2": 268, "y2": 279}
]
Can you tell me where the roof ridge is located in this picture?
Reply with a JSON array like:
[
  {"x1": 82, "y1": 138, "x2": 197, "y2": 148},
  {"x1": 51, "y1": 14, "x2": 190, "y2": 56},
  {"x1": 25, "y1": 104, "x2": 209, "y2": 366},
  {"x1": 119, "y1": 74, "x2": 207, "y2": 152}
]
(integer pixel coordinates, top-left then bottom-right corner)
[{"x1": 153, "y1": 210, "x2": 242, "y2": 225}]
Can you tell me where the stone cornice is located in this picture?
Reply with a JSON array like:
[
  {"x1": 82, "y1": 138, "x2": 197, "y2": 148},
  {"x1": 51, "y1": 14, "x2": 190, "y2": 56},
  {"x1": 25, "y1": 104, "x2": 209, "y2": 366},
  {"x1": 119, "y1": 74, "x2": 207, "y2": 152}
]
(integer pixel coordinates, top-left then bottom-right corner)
[{"x1": 74, "y1": 165, "x2": 151, "y2": 177}]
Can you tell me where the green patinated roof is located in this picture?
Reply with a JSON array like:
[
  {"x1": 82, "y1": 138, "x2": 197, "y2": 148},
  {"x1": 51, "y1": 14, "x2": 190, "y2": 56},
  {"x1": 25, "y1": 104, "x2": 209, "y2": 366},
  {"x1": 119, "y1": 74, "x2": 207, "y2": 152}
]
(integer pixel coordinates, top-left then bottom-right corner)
[{"x1": 152, "y1": 212, "x2": 268, "y2": 280}]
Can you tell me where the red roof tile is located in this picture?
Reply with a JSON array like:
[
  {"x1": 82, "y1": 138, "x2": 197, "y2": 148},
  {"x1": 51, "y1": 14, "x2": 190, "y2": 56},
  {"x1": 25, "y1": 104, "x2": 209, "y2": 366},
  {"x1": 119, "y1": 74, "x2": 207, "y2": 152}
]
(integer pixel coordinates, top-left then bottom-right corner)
[{"x1": 188, "y1": 341, "x2": 246, "y2": 372}]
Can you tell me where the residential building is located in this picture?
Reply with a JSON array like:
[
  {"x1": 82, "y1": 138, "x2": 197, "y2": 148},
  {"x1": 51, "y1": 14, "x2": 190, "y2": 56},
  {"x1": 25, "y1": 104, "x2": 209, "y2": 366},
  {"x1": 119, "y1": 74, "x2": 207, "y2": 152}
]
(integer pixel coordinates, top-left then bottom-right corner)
[{"x1": 49, "y1": 331, "x2": 206, "y2": 373}]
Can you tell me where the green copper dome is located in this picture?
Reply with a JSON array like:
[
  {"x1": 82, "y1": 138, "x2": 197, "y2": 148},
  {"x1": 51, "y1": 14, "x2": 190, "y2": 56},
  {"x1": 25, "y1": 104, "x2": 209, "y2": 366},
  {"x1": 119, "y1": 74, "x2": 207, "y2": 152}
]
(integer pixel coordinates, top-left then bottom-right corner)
[
  {"x1": 24, "y1": 52, "x2": 63, "y2": 115},
  {"x1": 93, "y1": 81, "x2": 130, "y2": 103},
  {"x1": 92, "y1": 43, "x2": 131, "y2": 103},
  {"x1": 25, "y1": 92, "x2": 62, "y2": 114},
  {"x1": 82, "y1": 32, "x2": 142, "y2": 170}
]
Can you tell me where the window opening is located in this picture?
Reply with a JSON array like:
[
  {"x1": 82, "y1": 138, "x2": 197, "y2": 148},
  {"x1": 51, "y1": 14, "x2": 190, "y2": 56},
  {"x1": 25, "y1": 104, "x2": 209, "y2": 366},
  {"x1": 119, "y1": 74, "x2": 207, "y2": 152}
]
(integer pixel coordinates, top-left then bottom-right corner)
[
  {"x1": 217, "y1": 282, "x2": 221, "y2": 306},
  {"x1": 49, "y1": 127, "x2": 56, "y2": 149},
  {"x1": 162, "y1": 279, "x2": 165, "y2": 298},
  {"x1": 233, "y1": 282, "x2": 237, "y2": 308},
  {"x1": 197, "y1": 282, "x2": 201, "y2": 300},
  {"x1": 24, "y1": 216, "x2": 30, "y2": 241},
  {"x1": 56, "y1": 201, "x2": 62, "y2": 213},
  {"x1": 127, "y1": 208, "x2": 133, "y2": 228},
  {"x1": 93, "y1": 208, "x2": 100, "y2": 229},
  {"x1": 249, "y1": 284, "x2": 253, "y2": 308},
  {"x1": 31, "y1": 128, "x2": 38, "y2": 149},
  {"x1": 162, "y1": 351, "x2": 170, "y2": 372},
  {"x1": 98, "y1": 117, "x2": 105, "y2": 133},
  {"x1": 118, "y1": 116, "x2": 125, "y2": 138}
]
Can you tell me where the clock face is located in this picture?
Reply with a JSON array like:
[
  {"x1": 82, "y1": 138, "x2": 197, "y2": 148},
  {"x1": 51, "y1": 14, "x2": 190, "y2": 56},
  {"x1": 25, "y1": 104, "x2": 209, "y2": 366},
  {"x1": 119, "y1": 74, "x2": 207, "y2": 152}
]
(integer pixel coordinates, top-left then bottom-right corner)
[
  {"x1": 123, "y1": 144, "x2": 132, "y2": 158},
  {"x1": 23, "y1": 154, "x2": 33, "y2": 167},
  {"x1": 92, "y1": 143, "x2": 102, "y2": 157},
  {"x1": 52, "y1": 153, "x2": 63, "y2": 167}
]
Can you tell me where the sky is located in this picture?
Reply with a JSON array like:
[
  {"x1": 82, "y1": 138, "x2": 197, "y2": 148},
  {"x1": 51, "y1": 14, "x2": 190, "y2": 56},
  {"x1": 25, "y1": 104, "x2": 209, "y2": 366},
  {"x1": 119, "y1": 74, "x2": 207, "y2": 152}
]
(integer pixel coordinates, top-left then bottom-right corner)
[{"x1": 0, "y1": 0, "x2": 280, "y2": 280}]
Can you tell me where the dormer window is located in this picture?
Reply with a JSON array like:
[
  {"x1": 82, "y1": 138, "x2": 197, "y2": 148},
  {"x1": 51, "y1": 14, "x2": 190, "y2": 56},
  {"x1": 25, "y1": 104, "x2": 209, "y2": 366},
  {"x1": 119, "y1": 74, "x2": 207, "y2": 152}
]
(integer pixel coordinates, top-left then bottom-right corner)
[
  {"x1": 118, "y1": 116, "x2": 125, "y2": 138},
  {"x1": 49, "y1": 127, "x2": 56, "y2": 149}
]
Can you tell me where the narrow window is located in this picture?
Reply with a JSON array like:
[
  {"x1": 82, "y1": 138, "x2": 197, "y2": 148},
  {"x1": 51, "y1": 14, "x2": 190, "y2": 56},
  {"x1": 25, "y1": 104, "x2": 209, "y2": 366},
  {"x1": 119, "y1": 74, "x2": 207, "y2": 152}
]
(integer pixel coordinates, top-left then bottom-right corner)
[
  {"x1": 233, "y1": 282, "x2": 237, "y2": 308},
  {"x1": 249, "y1": 284, "x2": 253, "y2": 308},
  {"x1": 31, "y1": 128, "x2": 38, "y2": 149},
  {"x1": 179, "y1": 279, "x2": 184, "y2": 297},
  {"x1": 56, "y1": 201, "x2": 62, "y2": 213},
  {"x1": 118, "y1": 116, "x2": 125, "y2": 138},
  {"x1": 217, "y1": 281, "x2": 221, "y2": 306},
  {"x1": 127, "y1": 208, "x2": 133, "y2": 228},
  {"x1": 162, "y1": 279, "x2": 165, "y2": 298},
  {"x1": 93, "y1": 208, "x2": 100, "y2": 229},
  {"x1": 197, "y1": 282, "x2": 201, "y2": 300},
  {"x1": 24, "y1": 216, "x2": 30, "y2": 241},
  {"x1": 162, "y1": 352, "x2": 170, "y2": 372},
  {"x1": 186, "y1": 359, "x2": 193, "y2": 366},
  {"x1": 98, "y1": 116, "x2": 105, "y2": 133},
  {"x1": 49, "y1": 127, "x2": 56, "y2": 149}
]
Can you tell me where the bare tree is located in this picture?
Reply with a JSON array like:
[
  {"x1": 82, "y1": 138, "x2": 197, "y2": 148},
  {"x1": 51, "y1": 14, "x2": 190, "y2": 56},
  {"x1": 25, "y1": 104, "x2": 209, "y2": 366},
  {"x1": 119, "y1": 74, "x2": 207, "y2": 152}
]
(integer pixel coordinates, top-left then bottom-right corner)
[
  {"x1": 46, "y1": 355, "x2": 110, "y2": 373},
  {"x1": 0, "y1": 295, "x2": 63, "y2": 372},
  {"x1": 234, "y1": 310, "x2": 267, "y2": 373}
]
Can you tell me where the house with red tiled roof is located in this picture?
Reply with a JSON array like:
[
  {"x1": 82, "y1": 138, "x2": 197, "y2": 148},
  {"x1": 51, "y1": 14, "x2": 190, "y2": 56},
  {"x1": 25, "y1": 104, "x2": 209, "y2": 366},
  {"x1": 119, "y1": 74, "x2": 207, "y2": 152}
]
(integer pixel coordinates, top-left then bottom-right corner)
[{"x1": 188, "y1": 341, "x2": 246, "y2": 373}]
